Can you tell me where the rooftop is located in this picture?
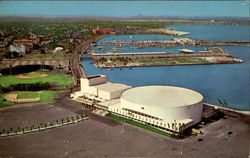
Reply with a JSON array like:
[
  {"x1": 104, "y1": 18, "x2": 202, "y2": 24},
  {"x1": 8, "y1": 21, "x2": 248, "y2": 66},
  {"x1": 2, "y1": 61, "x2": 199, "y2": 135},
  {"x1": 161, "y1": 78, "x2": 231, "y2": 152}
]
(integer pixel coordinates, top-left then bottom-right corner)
[
  {"x1": 95, "y1": 82, "x2": 131, "y2": 92},
  {"x1": 87, "y1": 74, "x2": 103, "y2": 79},
  {"x1": 98, "y1": 99, "x2": 121, "y2": 108},
  {"x1": 178, "y1": 49, "x2": 195, "y2": 53},
  {"x1": 121, "y1": 85, "x2": 203, "y2": 108}
]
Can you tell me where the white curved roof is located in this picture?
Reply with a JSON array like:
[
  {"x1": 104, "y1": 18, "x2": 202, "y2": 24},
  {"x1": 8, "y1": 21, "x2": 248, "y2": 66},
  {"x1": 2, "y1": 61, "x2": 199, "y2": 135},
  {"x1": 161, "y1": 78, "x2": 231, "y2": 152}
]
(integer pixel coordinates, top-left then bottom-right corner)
[{"x1": 121, "y1": 85, "x2": 203, "y2": 108}]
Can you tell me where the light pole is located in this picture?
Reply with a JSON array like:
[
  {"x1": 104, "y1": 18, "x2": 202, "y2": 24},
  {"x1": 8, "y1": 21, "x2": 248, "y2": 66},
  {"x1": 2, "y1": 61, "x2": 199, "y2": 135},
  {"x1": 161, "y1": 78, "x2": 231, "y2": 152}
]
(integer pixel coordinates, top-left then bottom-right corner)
[
  {"x1": 180, "y1": 130, "x2": 184, "y2": 158},
  {"x1": 9, "y1": 61, "x2": 12, "y2": 84},
  {"x1": 0, "y1": 109, "x2": 3, "y2": 131},
  {"x1": 23, "y1": 120, "x2": 27, "y2": 129},
  {"x1": 122, "y1": 120, "x2": 124, "y2": 133},
  {"x1": 180, "y1": 139, "x2": 183, "y2": 157},
  {"x1": 82, "y1": 105, "x2": 84, "y2": 116},
  {"x1": 64, "y1": 140, "x2": 70, "y2": 157}
]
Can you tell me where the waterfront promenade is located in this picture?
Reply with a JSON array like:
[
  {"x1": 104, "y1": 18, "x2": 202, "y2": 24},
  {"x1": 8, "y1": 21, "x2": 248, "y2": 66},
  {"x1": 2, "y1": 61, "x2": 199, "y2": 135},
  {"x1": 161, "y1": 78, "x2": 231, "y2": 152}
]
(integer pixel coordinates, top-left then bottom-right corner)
[{"x1": 69, "y1": 35, "x2": 108, "y2": 86}]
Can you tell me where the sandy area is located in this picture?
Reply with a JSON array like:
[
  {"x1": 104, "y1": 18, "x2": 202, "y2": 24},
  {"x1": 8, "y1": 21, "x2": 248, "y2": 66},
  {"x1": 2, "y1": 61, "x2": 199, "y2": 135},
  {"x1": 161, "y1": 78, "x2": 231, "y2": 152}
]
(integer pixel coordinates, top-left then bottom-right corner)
[
  {"x1": 4, "y1": 94, "x2": 18, "y2": 102},
  {"x1": 15, "y1": 74, "x2": 48, "y2": 79},
  {"x1": 4, "y1": 93, "x2": 40, "y2": 103}
]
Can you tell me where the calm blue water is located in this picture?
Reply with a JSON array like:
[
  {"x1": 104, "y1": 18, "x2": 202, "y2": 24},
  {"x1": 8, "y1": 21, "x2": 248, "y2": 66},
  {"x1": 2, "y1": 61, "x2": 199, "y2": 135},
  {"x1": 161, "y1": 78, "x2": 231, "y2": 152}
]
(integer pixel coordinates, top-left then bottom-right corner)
[
  {"x1": 94, "y1": 35, "x2": 173, "y2": 54},
  {"x1": 165, "y1": 25, "x2": 250, "y2": 41},
  {"x1": 93, "y1": 25, "x2": 250, "y2": 54},
  {"x1": 84, "y1": 25, "x2": 250, "y2": 110},
  {"x1": 97, "y1": 35, "x2": 174, "y2": 43}
]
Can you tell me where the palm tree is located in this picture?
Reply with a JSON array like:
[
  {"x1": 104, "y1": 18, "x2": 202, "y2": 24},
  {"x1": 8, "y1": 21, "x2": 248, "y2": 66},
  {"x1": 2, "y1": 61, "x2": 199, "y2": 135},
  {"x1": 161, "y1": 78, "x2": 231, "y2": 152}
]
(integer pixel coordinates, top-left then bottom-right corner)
[{"x1": 99, "y1": 57, "x2": 107, "y2": 64}]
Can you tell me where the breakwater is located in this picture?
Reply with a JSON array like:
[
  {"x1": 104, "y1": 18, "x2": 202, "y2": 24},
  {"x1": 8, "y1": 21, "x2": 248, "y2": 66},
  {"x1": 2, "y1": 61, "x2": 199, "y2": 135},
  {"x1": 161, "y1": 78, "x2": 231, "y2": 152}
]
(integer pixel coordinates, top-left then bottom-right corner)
[{"x1": 95, "y1": 40, "x2": 250, "y2": 49}]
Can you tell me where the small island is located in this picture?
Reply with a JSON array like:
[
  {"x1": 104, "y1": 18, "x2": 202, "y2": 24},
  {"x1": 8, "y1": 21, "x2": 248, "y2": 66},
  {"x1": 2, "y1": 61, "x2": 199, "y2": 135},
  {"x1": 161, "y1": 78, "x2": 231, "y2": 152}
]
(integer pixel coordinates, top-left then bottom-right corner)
[{"x1": 91, "y1": 47, "x2": 243, "y2": 69}]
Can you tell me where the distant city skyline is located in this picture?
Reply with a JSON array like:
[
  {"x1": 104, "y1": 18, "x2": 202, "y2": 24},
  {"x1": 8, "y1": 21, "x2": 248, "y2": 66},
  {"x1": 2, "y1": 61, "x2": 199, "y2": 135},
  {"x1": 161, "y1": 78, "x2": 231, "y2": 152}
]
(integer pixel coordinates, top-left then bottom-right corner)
[{"x1": 0, "y1": 1, "x2": 249, "y2": 18}]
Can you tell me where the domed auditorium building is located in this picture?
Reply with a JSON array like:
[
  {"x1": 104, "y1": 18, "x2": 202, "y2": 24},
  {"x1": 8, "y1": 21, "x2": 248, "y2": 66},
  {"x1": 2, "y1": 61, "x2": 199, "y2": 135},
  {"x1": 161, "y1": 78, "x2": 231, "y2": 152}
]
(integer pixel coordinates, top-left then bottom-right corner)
[{"x1": 71, "y1": 75, "x2": 204, "y2": 134}]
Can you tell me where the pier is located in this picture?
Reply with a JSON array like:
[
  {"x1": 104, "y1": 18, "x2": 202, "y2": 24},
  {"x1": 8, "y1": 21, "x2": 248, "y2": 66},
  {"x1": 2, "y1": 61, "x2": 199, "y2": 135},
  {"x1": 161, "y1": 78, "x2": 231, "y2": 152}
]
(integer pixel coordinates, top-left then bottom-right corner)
[
  {"x1": 85, "y1": 47, "x2": 242, "y2": 69},
  {"x1": 81, "y1": 50, "x2": 231, "y2": 60},
  {"x1": 95, "y1": 40, "x2": 250, "y2": 49}
]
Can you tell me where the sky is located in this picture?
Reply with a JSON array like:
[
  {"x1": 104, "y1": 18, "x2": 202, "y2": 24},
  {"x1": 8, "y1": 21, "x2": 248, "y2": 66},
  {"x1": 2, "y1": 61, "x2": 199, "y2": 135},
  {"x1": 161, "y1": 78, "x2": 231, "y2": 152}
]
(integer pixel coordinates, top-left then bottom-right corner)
[{"x1": 0, "y1": 1, "x2": 249, "y2": 18}]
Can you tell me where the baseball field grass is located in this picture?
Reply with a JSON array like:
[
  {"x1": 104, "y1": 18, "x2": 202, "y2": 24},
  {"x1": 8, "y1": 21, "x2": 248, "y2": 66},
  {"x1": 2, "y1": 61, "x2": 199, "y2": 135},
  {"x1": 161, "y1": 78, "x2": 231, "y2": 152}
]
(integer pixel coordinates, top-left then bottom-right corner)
[
  {"x1": 0, "y1": 91, "x2": 62, "y2": 108},
  {"x1": 0, "y1": 70, "x2": 73, "y2": 87}
]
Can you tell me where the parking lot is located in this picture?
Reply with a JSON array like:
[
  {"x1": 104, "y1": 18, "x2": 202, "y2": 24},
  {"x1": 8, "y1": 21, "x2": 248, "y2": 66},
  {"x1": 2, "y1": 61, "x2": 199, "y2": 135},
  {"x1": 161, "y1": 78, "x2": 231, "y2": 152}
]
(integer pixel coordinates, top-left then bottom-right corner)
[{"x1": 0, "y1": 99, "x2": 249, "y2": 158}]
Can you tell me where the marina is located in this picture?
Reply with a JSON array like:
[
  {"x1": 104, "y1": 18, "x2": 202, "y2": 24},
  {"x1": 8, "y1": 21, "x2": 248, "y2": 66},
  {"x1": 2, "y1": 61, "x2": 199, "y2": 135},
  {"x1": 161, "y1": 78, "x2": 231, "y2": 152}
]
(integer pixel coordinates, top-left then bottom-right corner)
[
  {"x1": 83, "y1": 25, "x2": 250, "y2": 111},
  {"x1": 0, "y1": 1, "x2": 249, "y2": 158}
]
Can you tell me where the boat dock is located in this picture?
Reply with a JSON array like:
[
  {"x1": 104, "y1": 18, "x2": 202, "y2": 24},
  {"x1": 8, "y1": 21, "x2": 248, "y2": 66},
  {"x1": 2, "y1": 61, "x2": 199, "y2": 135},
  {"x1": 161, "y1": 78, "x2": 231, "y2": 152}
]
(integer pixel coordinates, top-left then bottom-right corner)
[{"x1": 95, "y1": 40, "x2": 250, "y2": 49}]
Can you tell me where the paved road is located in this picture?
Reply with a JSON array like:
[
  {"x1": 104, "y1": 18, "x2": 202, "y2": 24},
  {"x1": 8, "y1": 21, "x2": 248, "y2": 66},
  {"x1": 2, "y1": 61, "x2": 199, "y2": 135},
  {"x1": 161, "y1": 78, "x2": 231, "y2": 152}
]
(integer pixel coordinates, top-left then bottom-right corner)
[
  {"x1": 69, "y1": 35, "x2": 109, "y2": 86},
  {"x1": 0, "y1": 110, "x2": 249, "y2": 158},
  {"x1": 0, "y1": 90, "x2": 249, "y2": 158},
  {"x1": 54, "y1": 91, "x2": 120, "y2": 126}
]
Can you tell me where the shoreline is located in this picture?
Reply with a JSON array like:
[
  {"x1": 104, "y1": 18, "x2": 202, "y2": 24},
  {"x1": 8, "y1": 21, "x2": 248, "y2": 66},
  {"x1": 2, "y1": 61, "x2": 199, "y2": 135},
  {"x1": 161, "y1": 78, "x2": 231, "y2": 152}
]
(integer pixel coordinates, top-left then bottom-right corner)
[
  {"x1": 71, "y1": 29, "x2": 248, "y2": 113},
  {"x1": 204, "y1": 103, "x2": 250, "y2": 115},
  {"x1": 93, "y1": 58, "x2": 243, "y2": 69}
]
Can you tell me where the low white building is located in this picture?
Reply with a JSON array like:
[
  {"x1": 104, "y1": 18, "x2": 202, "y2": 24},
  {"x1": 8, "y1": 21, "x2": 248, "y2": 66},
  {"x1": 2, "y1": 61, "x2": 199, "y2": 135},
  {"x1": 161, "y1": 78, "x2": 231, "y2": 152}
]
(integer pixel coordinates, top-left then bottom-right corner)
[
  {"x1": 71, "y1": 75, "x2": 204, "y2": 133},
  {"x1": 71, "y1": 75, "x2": 131, "y2": 101},
  {"x1": 9, "y1": 44, "x2": 26, "y2": 54},
  {"x1": 53, "y1": 47, "x2": 64, "y2": 53}
]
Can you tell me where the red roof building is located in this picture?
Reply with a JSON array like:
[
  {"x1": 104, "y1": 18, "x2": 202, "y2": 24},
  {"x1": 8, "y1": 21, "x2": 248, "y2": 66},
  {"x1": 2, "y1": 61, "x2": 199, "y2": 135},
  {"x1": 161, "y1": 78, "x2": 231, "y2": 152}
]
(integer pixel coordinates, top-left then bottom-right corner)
[
  {"x1": 13, "y1": 39, "x2": 34, "y2": 49},
  {"x1": 92, "y1": 26, "x2": 114, "y2": 35}
]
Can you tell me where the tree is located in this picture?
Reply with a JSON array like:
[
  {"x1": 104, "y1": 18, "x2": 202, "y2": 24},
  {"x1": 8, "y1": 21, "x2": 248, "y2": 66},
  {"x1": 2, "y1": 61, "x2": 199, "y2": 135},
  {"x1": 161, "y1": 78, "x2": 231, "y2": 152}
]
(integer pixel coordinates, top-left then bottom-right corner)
[
  {"x1": 217, "y1": 98, "x2": 228, "y2": 107},
  {"x1": 123, "y1": 57, "x2": 131, "y2": 65},
  {"x1": 99, "y1": 57, "x2": 107, "y2": 64}
]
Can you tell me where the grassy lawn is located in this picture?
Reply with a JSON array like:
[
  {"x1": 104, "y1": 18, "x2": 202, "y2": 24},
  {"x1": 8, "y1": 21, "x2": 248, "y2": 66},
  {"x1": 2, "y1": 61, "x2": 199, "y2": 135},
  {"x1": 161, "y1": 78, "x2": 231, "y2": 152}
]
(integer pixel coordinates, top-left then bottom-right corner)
[
  {"x1": 74, "y1": 104, "x2": 83, "y2": 108},
  {"x1": 17, "y1": 92, "x2": 39, "y2": 99},
  {"x1": 134, "y1": 57, "x2": 209, "y2": 65},
  {"x1": 23, "y1": 71, "x2": 45, "y2": 77},
  {"x1": 106, "y1": 114, "x2": 172, "y2": 137},
  {"x1": 39, "y1": 91, "x2": 61, "y2": 102},
  {"x1": 0, "y1": 91, "x2": 62, "y2": 108},
  {"x1": 135, "y1": 58, "x2": 176, "y2": 65},
  {"x1": 175, "y1": 57, "x2": 208, "y2": 64},
  {"x1": 0, "y1": 94, "x2": 14, "y2": 108},
  {"x1": 27, "y1": 54, "x2": 70, "y2": 60},
  {"x1": 0, "y1": 70, "x2": 73, "y2": 87}
]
